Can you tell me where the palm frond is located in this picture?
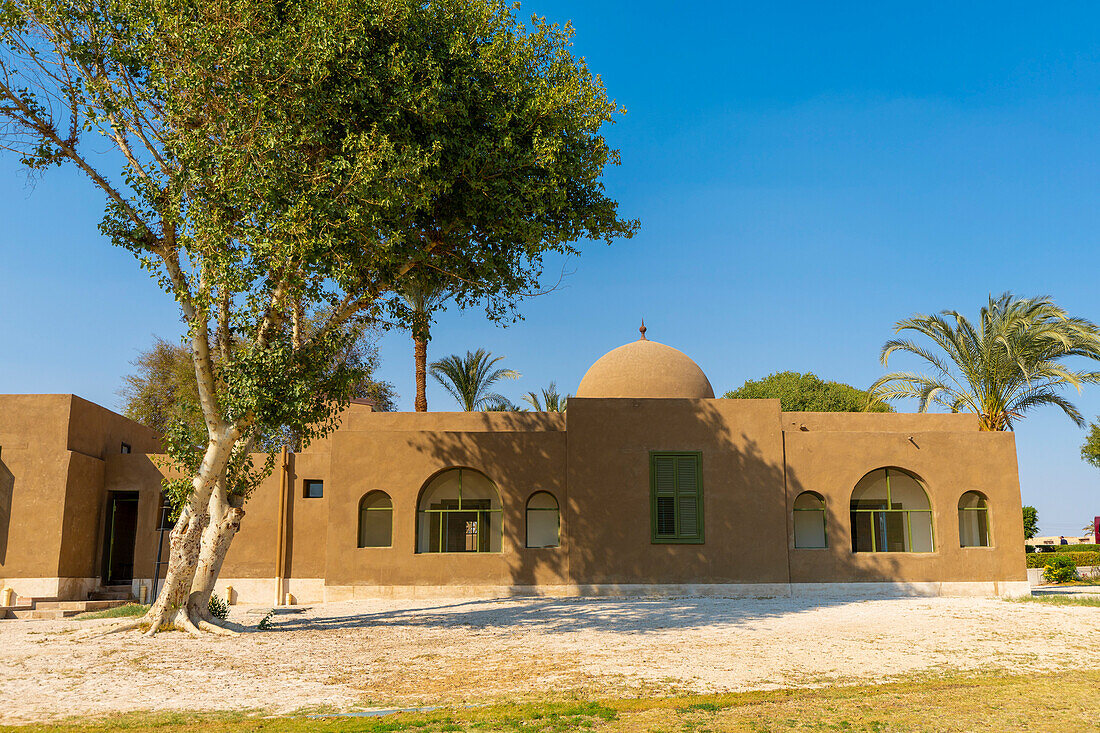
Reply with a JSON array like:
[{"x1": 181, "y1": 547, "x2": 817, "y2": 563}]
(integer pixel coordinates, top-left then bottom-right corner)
[
  {"x1": 429, "y1": 348, "x2": 521, "y2": 411},
  {"x1": 871, "y1": 293, "x2": 1100, "y2": 429}
]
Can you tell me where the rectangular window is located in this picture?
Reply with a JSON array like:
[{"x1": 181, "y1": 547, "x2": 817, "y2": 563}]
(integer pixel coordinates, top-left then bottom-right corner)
[
  {"x1": 303, "y1": 479, "x2": 324, "y2": 498},
  {"x1": 650, "y1": 452, "x2": 703, "y2": 543},
  {"x1": 121, "y1": 442, "x2": 132, "y2": 454}
]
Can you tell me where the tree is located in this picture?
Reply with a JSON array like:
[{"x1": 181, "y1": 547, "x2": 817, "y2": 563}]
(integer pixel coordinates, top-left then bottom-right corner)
[
  {"x1": 0, "y1": 0, "x2": 634, "y2": 634},
  {"x1": 724, "y1": 372, "x2": 892, "y2": 412},
  {"x1": 1081, "y1": 421, "x2": 1100, "y2": 469},
  {"x1": 1022, "y1": 506, "x2": 1039, "y2": 540},
  {"x1": 430, "y1": 349, "x2": 520, "y2": 411},
  {"x1": 119, "y1": 332, "x2": 397, "y2": 449},
  {"x1": 118, "y1": 337, "x2": 202, "y2": 438},
  {"x1": 399, "y1": 279, "x2": 450, "y2": 412},
  {"x1": 868, "y1": 294, "x2": 1100, "y2": 430},
  {"x1": 522, "y1": 381, "x2": 570, "y2": 412}
]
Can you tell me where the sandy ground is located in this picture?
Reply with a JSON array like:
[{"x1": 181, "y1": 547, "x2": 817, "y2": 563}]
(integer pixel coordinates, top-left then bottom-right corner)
[{"x1": 1, "y1": 595, "x2": 1098, "y2": 723}]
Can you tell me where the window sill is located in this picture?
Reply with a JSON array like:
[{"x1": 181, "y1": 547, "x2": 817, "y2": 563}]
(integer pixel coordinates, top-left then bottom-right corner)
[
  {"x1": 651, "y1": 538, "x2": 705, "y2": 545},
  {"x1": 413, "y1": 551, "x2": 505, "y2": 555}
]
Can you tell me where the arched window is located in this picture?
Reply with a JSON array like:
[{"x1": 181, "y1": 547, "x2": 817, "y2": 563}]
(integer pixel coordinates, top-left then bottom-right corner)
[
  {"x1": 958, "y1": 491, "x2": 991, "y2": 547},
  {"x1": 526, "y1": 491, "x2": 560, "y2": 548},
  {"x1": 793, "y1": 491, "x2": 826, "y2": 548},
  {"x1": 850, "y1": 468, "x2": 934, "y2": 553},
  {"x1": 358, "y1": 491, "x2": 393, "y2": 548},
  {"x1": 416, "y1": 468, "x2": 502, "y2": 553}
]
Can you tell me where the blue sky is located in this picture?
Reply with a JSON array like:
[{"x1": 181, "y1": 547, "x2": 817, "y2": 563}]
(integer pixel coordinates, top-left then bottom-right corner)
[{"x1": 1, "y1": 1, "x2": 1098, "y2": 537}]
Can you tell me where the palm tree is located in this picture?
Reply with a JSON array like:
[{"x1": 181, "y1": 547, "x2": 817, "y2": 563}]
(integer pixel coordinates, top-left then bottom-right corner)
[
  {"x1": 868, "y1": 293, "x2": 1100, "y2": 430},
  {"x1": 400, "y1": 282, "x2": 449, "y2": 412},
  {"x1": 429, "y1": 349, "x2": 521, "y2": 411},
  {"x1": 521, "y1": 381, "x2": 570, "y2": 412}
]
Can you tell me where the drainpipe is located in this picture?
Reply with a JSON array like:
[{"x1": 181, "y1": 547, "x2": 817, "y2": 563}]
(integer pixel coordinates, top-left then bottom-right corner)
[{"x1": 274, "y1": 445, "x2": 290, "y2": 606}]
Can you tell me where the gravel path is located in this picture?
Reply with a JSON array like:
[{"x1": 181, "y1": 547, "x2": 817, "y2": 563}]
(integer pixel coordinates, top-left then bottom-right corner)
[{"x1": 1, "y1": 596, "x2": 1098, "y2": 723}]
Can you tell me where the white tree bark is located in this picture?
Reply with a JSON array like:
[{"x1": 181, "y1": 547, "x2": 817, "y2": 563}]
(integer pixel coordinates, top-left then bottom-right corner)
[
  {"x1": 143, "y1": 426, "x2": 239, "y2": 635},
  {"x1": 186, "y1": 482, "x2": 245, "y2": 633}
]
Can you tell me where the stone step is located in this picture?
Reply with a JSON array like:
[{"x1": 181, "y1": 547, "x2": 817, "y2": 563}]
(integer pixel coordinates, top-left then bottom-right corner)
[
  {"x1": 33, "y1": 601, "x2": 89, "y2": 611},
  {"x1": 88, "y1": 591, "x2": 132, "y2": 601},
  {"x1": 0, "y1": 605, "x2": 33, "y2": 620},
  {"x1": 35, "y1": 599, "x2": 133, "y2": 612},
  {"x1": 10, "y1": 608, "x2": 83, "y2": 620}
]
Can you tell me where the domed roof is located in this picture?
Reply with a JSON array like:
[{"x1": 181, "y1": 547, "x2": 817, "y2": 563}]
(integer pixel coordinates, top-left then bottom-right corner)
[{"x1": 577, "y1": 327, "x2": 714, "y2": 399}]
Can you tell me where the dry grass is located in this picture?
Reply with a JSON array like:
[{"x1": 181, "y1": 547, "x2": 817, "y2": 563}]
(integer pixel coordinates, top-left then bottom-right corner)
[
  {"x1": 1, "y1": 669, "x2": 1096, "y2": 732},
  {"x1": 3, "y1": 596, "x2": 1099, "y2": 724}
]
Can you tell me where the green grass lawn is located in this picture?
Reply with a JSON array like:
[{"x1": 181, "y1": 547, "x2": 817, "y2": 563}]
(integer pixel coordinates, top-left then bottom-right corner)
[
  {"x1": 1009, "y1": 594, "x2": 1100, "y2": 606},
  {"x1": 73, "y1": 604, "x2": 150, "y2": 621},
  {"x1": 4, "y1": 669, "x2": 1097, "y2": 732}
]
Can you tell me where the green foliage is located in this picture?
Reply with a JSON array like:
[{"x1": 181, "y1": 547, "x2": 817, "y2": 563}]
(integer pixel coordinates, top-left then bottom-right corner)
[
  {"x1": 430, "y1": 349, "x2": 520, "y2": 411},
  {"x1": 1022, "y1": 506, "x2": 1039, "y2": 540},
  {"x1": 0, "y1": 0, "x2": 634, "y2": 523},
  {"x1": 208, "y1": 593, "x2": 230, "y2": 620},
  {"x1": 256, "y1": 609, "x2": 276, "y2": 630},
  {"x1": 522, "y1": 382, "x2": 570, "y2": 412},
  {"x1": 869, "y1": 293, "x2": 1100, "y2": 430},
  {"x1": 723, "y1": 372, "x2": 892, "y2": 412},
  {"x1": 1082, "y1": 420, "x2": 1100, "y2": 469},
  {"x1": 118, "y1": 337, "x2": 202, "y2": 438},
  {"x1": 1026, "y1": 552, "x2": 1099, "y2": 570},
  {"x1": 1055, "y1": 544, "x2": 1100, "y2": 552},
  {"x1": 1041, "y1": 554, "x2": 1082, "y2": 583}
]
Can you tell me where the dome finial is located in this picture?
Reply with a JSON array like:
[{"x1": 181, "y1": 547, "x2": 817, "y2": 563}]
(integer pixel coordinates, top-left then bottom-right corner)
[{"x1": 639, "y1": 319, "x2": 647, "y2": 341}]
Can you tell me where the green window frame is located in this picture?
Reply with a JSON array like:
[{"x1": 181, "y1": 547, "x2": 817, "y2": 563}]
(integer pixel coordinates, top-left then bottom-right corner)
[
  {"x1": 650, "y1": 452, "x2": 704, "y2": 544},
  {"x1": 850, "y1": 467, "x2": 935, "y2": 553},
  {"x1": 793, "y1": 491, "x2": 827, "y2": 549},
  {"x1": 525, "y1": 491, "x2": 560, "y2": 548},
  {"x1": 357, "y1": 490, "x2": 393, "y2": 548},
  {"x1": 416, "y1": 468, "x2": 503, "y2": 553},
  {"x1": 958, "y1": 491, "x2": 991, "y2": 548}
]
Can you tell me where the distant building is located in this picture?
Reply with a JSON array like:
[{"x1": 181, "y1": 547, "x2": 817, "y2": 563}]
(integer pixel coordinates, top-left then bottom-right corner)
[
  {"x1": 0, "y1": 331, "x2": 1031, "y2": 605},
  {"x1": 1029, "y1": 532, "x2": 1097, "y2": 547}
]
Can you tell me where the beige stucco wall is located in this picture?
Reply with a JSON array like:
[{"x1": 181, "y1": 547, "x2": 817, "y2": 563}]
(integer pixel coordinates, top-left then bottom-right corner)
[
  {"x1": 0, "y1": 394, "x2": 1029, "y2": 600},
  {"x1": 783, "y1": 419, "x2": 1027, "y2": 584},
  {"x1": 566, "y1": 397, "x2": 790, "y2": 584},
  {"x1": 0, "y1": 395, "x2": 162, "y2": 596}
]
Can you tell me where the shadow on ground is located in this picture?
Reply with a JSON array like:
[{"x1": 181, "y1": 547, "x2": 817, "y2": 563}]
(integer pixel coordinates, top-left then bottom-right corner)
[{"x1": 268, "y1": 594, "x2": 903, "y2": 634}]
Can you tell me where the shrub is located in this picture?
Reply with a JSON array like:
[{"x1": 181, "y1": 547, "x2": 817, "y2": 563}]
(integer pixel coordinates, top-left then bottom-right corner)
[
  {"x1": 1042, "y1": 555, "x2": 1080, "y2": 584},
  {"x1": 1026, "y1": 551, "x2": 1100, "y2": 569},
  {"x1": 1055, "y1": 544, "x2": 1100, "y2": 553},
  {"x1": 208, "y1": 593, "x2": 230, "y2": 620},
  {"x1": 257, "y1": 609, "x2": 276, "y2": 630}
]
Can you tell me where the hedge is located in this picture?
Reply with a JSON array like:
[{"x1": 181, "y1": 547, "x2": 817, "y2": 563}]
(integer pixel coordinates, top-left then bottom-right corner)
[
  {"x1": 1054, "y1": 544, "x2": 1100, "y2": 553},
  {"x1": 1026, "y1": 551, "x2": 1100, "y2": 569}
]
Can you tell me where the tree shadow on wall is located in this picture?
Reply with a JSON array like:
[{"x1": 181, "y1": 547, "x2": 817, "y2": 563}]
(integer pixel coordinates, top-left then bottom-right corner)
[
  {"x1": 288, "y1": 399, "x2": 903, "y2": 632},
  {"x1": 0, "y1": 454, "x2": 12, "y2": 565}
]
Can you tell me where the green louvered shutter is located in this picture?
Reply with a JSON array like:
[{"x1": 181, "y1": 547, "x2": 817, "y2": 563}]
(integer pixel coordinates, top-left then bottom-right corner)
[
  {"x1": 650, "y1": 452, "x2": 703, "y2": 543},
  {"x1": 675, "y1": 455, "x2": 700, "y2": 538},
  {"x1": 653, "y1": 455, "x2": 677, "y2": 538}
]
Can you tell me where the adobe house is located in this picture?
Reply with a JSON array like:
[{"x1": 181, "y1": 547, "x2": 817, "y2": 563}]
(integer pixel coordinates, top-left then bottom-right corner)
[{"x1": 0, "y1": 331, "x2": 1030, "y2": 606}]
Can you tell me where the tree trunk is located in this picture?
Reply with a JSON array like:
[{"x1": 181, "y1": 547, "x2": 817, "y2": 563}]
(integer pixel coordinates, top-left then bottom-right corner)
[
  {"x1": 414, "y1": 335, "x2": 428, "y2": 412},
  {"x1": 143, "y1": 427, "x2": 238, "y2": 635},
  {"x1": 186, "y1": 482, "x2": 245, "y2": 629}
]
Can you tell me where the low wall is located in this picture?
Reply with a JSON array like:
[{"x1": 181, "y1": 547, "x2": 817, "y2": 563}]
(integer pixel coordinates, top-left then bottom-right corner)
[{"x1": 1026, "y1": 566, "x2": 1100, "y2": 586}]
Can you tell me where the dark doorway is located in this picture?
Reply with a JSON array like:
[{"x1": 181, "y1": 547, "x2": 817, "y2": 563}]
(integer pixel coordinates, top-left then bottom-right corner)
[{"x1": 102, "y1": 492, "x2": 139, "y2": 585}]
